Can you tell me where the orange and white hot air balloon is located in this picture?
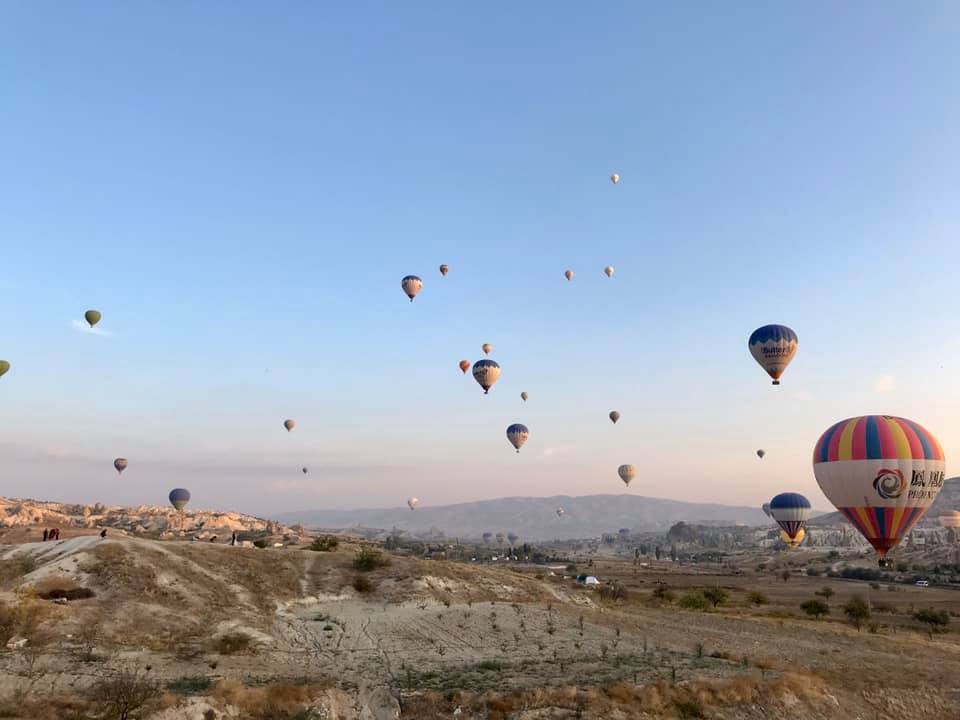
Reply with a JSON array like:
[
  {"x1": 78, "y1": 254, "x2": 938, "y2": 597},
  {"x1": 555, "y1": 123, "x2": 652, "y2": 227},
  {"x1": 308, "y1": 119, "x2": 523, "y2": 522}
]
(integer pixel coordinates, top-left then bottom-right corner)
[
  {"x1": 407, "y1": 497, "x2": 419, "y2": 510},
  {"x1": 459, "y1": 360, "x2": 470, "y2": 374}
]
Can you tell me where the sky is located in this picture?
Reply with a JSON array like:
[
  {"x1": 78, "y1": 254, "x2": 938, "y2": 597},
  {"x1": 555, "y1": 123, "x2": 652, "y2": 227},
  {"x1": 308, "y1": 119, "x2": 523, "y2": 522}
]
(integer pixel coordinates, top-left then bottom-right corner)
[{"x1": 1, "y1": 3, "x2": 959, "y2": 518}]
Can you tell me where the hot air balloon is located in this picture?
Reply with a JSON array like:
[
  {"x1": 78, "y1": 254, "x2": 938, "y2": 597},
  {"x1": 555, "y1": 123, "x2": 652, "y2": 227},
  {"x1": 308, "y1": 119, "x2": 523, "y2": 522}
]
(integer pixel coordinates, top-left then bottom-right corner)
[
  {"x1": 604, "y1": 266, "x2": 614, "y2": 278},
  {"x1": 439, "y1": 264, "x2": 449, "y2": 276},
  {"x1": 284, "y1": 419, "x2": 295, "y2": 432},
  {"x1": 169, "y1": 488, "x2": 191, "y2": 511},
  {"x1": 812, "y1": 415, "x2": 945, "y2": 562},
  {"x1": 520, "y1": 392, "x2": 528, "y2": 402},
  {"x1": 618, "y1": 464, "x2": 636, "y2": 487},
  {"x1": 769, "y1": 492, "x2": 811, "y2": 542},
  {"x1": 482, "y1": 343, "x2": 492, "y2": 355},
  {"x1": 407, "y1": 497, "x2": 419, "y2": 510},
  {"x1": 610, "y1": 173, "x2": 620, "y2": 184},
  {"x1": 482, "y1": 532, "x2": 493, "y2": 544},
  {"x1": 506, "y1": 424, "x2": 529, "y2": 453},
  {"x1": 401, "y1": 275, "x2": 422, "y2": 302},
  {"x1": 84, "y1": 310, "x2": 102, "y2": 328},
  {"x1": 556, "y1": 507, "x2": 565, "y2": 518},
  {"x1": 779, "y1": 527, "x2": 806, "y2": 549},
  {"x1": 748, "y1": 325, "x2": 798, "y2": 385},
  {"x1": 761, "y1": 502, "x2": 772, "y2": 518},
  {"x1": 757, "y1": 449, "x2": 766, "y2": 459},
  {"x1": 609, "y1": 411, "x2": 620, "y2": 424},
  {"x1": 507, "y1": 532, "x2": 519, "y2": 546},
  {"x1": 564, "y1": 270, "x2": 574, "y2": 281},
  {"x1": 459, "y1": 360, "x2": 470, "y2": 374},
  {"x1": 495, "y1": 532, "x2": 505, "y2": 546},
  {"x1": 113, "y1": 458, "x2": 128, "y2": 474},
  {"x1": 302, "y1": 467, "x2": 308, "y2": 474},
  {"x1": 0, "y1": 361, "x2": 9, "y2": 378},
  {"x1": 472, "y1": 359, "x2": 501, "y2": 394}
]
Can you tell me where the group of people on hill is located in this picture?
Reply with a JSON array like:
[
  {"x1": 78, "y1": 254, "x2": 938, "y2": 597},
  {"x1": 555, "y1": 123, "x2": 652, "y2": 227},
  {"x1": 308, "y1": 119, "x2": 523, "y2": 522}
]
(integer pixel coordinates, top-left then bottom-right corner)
[{"x1": 41, "y1": 528, "x2": 61, "y2": 541}]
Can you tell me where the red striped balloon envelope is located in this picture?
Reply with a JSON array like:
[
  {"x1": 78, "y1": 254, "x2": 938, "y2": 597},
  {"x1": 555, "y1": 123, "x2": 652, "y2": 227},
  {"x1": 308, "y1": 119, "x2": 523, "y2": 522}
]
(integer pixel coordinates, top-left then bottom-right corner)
[{"x1": 813, "y1": 415, "x2": 945, "y2": 557}]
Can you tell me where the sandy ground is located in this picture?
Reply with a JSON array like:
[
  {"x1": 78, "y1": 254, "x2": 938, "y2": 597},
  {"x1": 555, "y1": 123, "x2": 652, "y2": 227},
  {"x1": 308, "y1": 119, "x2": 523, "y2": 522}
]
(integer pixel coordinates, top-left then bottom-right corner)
[{"x1": 0, "y1": 536, "x2": 958, "y2": 718}]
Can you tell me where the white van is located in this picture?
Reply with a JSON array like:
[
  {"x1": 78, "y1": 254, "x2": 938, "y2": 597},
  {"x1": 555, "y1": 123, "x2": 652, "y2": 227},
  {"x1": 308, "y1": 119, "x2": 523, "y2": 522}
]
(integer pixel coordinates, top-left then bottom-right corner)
[{"x1": 915, "y1": 580, "x2": 930, "y2": 587}]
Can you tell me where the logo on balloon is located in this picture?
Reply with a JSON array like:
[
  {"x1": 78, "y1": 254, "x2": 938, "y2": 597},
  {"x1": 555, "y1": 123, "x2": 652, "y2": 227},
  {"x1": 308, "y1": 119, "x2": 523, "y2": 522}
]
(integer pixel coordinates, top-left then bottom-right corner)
[{"x1": 873, "y1": 469, "x2": 906, "y2": 500}]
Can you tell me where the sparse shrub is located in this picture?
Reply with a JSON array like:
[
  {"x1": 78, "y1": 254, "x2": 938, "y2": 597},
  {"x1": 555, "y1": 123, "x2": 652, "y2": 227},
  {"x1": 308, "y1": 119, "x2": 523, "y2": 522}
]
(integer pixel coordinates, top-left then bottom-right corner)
[
  {"x1": 780, "y1": 570, "x2": 791, "y2": 582},
  {"x1": 166, "y1": 676, "x2": 212, "y2": 695},
  {"x1": 352, "y1": 547, "x2": 390, "y2": 572},
  {"x1": 599, "y1": 581, "x2": 627, "y2": 602},
  {"x1": 216, "y1": 633, "x2": 255, "y2": 656},
  {"x1": 805, "y1": 566, "x2": 823, "y2": 577},
  {"x1": 747, "y1": 591, "x2": 768, "y2": 605},
  {"x1": 252, "y1": 540, "x2": 269, "y2": 549},
  {"x1": 477, "y1": 660, "x2": 502, "y2": 672},
  {"x1": 914, "y1": 608, "x2": 950, "y2": 636},
  {"x1": 815, "y1": 587, "x2": 834, "y2": 600},
  {"x1": 800, "y1": 599, "x2": 830, "y2": 620},
  {"x1": 870, "y1": 582, "x2": 881, "y2": 591},
  {"x1": 678, "y1": 591, "x2": 709, "y2": 611},
  {"x1": 0, "y1": 555, "x2": 39, "y2": 588},
  {"x1": 702, "y1": 587, "x2": 729, "y2": 608},
  {"x1": 90, "y1": 667, "x2": 162, "y2": 719},
  {"x1": 309, "y1": 535, "x2": 339, "y2": 552},
  {"x1": 652, "y1": 585, "x2": 675, "y2": 603},
  {"x1": 674, "y1": 697, "x2": 705, "y2": 718},
  {"x1": 352, "y1": 575, "x2": 373, "y2": 593},
  {"x1": 844, "y1": 596, "x2": 870, "y2": 631}
]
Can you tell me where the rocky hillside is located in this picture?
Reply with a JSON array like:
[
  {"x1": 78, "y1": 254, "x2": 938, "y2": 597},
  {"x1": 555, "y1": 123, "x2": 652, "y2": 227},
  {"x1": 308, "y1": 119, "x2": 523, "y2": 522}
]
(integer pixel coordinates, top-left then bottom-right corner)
[{"x1": 0, "y1": 497, "x2": 290, "y2": 539}]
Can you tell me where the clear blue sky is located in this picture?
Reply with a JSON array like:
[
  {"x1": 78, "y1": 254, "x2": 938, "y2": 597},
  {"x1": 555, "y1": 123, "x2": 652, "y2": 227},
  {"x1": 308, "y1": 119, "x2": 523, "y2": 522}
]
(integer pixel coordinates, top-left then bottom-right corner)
[{"x1": 2, "y1": 3, "x2": 958, "y2": 517}]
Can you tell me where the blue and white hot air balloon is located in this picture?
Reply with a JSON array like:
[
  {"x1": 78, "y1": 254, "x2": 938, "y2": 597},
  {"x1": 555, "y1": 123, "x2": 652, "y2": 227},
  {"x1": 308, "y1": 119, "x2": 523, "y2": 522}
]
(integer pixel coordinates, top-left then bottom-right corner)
[
  {"x1": 506, "y1": 424, "x2": 529, "y2": 453},
  {"x1": 748, "y1": 324, "x2": 798, "y2": 385},
  {"x1": 401, "y1": 275, "x2": 423, "y2": 302},
  {"x1": 768, "y1": 492, "x2": 811, "y2": 540},
  {"x1": 472, "y1": 359, "x2": 501, "y2": 394}
]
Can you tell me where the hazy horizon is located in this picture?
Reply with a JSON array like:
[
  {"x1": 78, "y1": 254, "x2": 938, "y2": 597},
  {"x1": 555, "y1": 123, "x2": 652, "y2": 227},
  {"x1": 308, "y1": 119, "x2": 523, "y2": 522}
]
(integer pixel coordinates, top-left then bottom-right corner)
[{"x1": 3, "y1": 4, "x2": 959, "y2": 519}]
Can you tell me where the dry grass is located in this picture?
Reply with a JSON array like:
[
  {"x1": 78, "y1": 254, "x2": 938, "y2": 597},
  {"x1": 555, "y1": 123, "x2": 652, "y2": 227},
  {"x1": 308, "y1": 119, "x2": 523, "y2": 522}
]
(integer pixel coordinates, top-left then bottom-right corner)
[
  {"x1": 210, "y1": 679, "x2": 332, "y2": 719},
  {"x1": 0, "y1": 554, "x2": 38, "y2": 588}
]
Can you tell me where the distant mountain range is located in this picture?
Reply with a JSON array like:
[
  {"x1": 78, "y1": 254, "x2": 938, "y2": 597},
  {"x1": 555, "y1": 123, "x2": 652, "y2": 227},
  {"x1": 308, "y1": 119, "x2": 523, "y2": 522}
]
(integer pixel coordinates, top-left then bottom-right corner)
[{"x1": 275, "y1": 494, "x2": 783, "y2": 541}]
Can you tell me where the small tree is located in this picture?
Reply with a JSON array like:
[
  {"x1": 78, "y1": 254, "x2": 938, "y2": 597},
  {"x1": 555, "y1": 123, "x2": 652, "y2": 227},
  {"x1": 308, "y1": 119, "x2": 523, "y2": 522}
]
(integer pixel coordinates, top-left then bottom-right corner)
[
  {"x1": 844, "y1": 596, "x2": 870, "y2": 631},
  {"x1": 703, "y1": 587, "x2": 729, "y2": 608},
  {"x1": 801, "y1": 599, "x2": 830, "y2": 620},
  {"x1": 353, "y1": 546, "x2": 391, "y2": 572},
  {"x1": 310, "y1": 535, "x2": 339, "y2": 552},
  {"x1": 678, "y1": 591, "x2": 709, "y2": 611},
  {"x1": 815, "y1": 587, "x2": 834, "y2": 600},
  {"x1": 89, "y1": 667, "x2": 161, "y2": 720},
  {"x1": 914, "y1": 608, "x2": 950, "y2": 637},
  {"x1": 747, "y1": 591, "x2": 768, "y2": 606}
]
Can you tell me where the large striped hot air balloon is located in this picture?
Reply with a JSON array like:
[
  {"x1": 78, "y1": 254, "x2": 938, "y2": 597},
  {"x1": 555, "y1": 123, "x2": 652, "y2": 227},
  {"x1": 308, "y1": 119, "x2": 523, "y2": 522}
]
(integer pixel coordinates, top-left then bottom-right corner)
[
  {"x1": 769, "y1": 492, "x2": 811, "y2": 540},
  {"x1": 472, "y1": 359, "x2": 500, "y2": 394},
  {"x1": 169, "y1": 488, "x2": 191, "y2": 511},
  {"x1": 506, "y1": 424, "x2": 529, "y2": 453},
  {"x1": 813, "y1": 415, "x2": 945, "y2": 561},
  {"x1": 748, "y1": 325, "x2": 798, "y2": 385}
]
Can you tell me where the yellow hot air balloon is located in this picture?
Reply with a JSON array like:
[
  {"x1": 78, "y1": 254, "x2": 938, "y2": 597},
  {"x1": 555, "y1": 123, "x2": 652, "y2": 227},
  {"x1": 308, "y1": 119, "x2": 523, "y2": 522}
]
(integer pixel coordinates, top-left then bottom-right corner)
[
  {"x1": 604, "y1": 265, "x2": 614, "y2": 278},
  {"x1": 0, "y1": 361, "x2": 9, "y2": 378},
  {"x1": 610, "y1": 173, "x2": 620, "y2": 185},
  {"x1": 779, "y1": 527, "x2": 805, "y2": 549},
  {"x1": 482, "y1": 343, "x2": 492, "y2": 355},
  {"x1": 84, "y1": 310, "x2": 102, "y2": 327},
  {"x1": 564, "y1": 270, "x2": 574, "y2": 281}
]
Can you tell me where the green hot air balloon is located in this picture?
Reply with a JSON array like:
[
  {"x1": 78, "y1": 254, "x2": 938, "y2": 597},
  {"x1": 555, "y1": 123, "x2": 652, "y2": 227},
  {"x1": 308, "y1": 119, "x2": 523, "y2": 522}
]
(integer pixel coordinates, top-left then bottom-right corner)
[
  {"x1": 0, "y1": 361, "x2": 9, "y2": 378},
  {"x1": 84, "y1": 310, "x2": 102, "y2": 328}
]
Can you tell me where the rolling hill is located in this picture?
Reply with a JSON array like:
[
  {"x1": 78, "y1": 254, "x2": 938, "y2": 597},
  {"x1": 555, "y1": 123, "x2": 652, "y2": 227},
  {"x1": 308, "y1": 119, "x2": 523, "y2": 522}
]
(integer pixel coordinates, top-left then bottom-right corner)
[{"x1": 275, "y1": 494, "x2": 777, "y2": 540}]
